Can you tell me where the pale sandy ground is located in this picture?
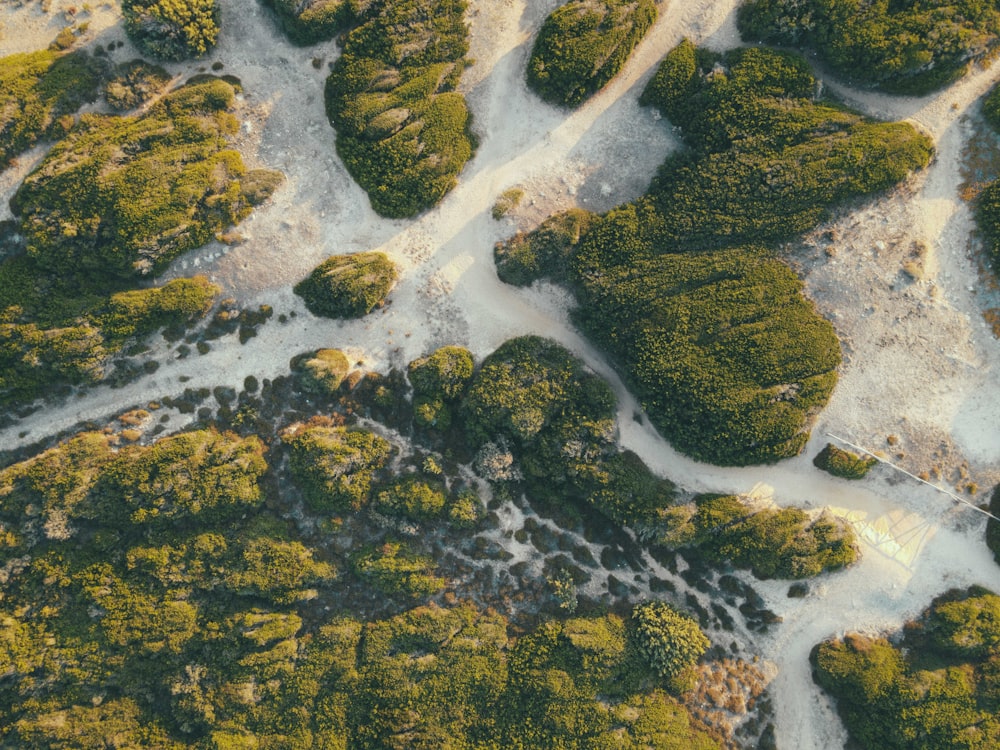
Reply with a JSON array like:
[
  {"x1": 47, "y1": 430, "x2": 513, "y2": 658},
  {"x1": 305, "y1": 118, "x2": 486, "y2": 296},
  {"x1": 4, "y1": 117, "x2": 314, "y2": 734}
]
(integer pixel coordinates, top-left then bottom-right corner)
[{"x1": 3, "y1": 1, "x2": 1000, "y2": 748}]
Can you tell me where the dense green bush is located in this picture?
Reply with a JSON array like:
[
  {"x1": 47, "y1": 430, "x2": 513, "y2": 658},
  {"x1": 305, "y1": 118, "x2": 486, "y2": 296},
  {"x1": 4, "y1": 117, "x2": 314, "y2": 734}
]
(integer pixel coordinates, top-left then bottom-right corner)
[
  {"x1": 294, "y1": 251, "x2": 398, "y2": 318},
  {"x1": 0, "y1": 275, "x2": 219, "y2": 405},
  {"x1": 632, "y1": 600, "x2": 709, "y2": 690},
  {"x1": 283, "y1": 423, "x2": 391, "y2": 512},
  {"x1": 408, "y1": 345, "x2": 474, "y2": 430},
  {"x1": 260, "y1": 0, "x2": 353, "y2": 44},
  {"x1": 813, "y1": 442, "x2": 878, "y2": 479},
  {"x1": 0, "y1": 48, "x2": 105, "y2": 169},
  {"x1": 12, "y1": 78, "x2": 283, "y2": 279},
  {"x1": 103, "y1": 59, "x2": 171, "y2": 111},
  {"x1": 373, "y1": 475, "x2": 448, "y2": 522},
  {"x1": 738, "y1": 0, "x2": 1000, "y2": 94},
  {"x1": 814, "y1": 587, "x2": 1000, "y2": 749},
  {"x1": 324, "y1": 0, "x2": 475, "y2": 217},
  {"x1": 975, "y1": 90, "x2": 1000, "y2": 276},
  {"x1": 122, "y1": 0, "x2": 221, "y2": 61},
  {"x1": 293, "y1": 348, "x2": 352, "y2": 394},
  {"x1": 352, "y1": 540, "x2": 445, "y2": 598},
  {"x1": 494, "y1": 208, "x2": 596, "y2": 286},
  {"x1": 499, "y1": 43, "x2": 932, "y2": 465},
  {"x1": 527, "y1": 0, "x2": 657, "y2": 107}
]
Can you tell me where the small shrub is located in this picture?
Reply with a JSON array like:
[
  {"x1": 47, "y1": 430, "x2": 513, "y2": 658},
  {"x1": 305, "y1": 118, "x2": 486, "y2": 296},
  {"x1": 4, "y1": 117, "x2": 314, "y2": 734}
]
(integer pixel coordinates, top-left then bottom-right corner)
[
  {"x1": 632, "y1": 600, "x2": 709, "y2": 691},
  {"x1": 121, "y1": 0, "x2": 220, "y2": 61},
  {"x1": 295, "y1": 348, "x2": 351, "y2": 395},
  {"x1": 103, "y1": 59, "x2": 170, "y2": 111},
  {"x1": 294, "y1": 251, "x2": 398, "y2": 318},
  {"x1": 492, "y1": 187, "x2": 525, "y2": 219},
  {"x1": 813, "y1": 443, "x2": 878, "y2": 480}
]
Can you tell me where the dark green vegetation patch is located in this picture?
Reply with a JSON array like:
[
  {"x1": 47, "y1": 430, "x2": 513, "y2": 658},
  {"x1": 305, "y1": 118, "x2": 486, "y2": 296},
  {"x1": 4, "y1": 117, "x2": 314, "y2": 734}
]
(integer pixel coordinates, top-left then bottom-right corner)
[
  {"x1": 975, "y1": 80, "x2": 1000, "y2": 278},
  {"x1": 0, "y1": 48, "x2": 104, "y2": 170},
  {"x1": 324, "y1": 0, "x2": 475, "y2": 217},
  {"x1": 814, "y1": 586, "x2": 1000, "y2": 749},
  {"x1": 261, "y1": 0, "x2": 353, "y2": 44},
  {"x1": 497, "y1": 42, "x2": 932, "y2": 465},
  {"x1": 527, "y1": 0, "x2": 657, "y2": 107},
  {"x1": 12, "y1": 77, "x2": 282, "y2": 279},
  {"x1": 103, "y1": 59, "x2": 172, "y2": 111},
  {"x1": 738, "y1": 0, "x2": 1000, "y2": 95},
  {"x1": 988, "y1": 484, "x2": 1000, "y2": 565},
  {"x1": 408, "y1": 345, "x2": 474, "y2": 430},
  {"x1": 0, "y1": 416, "x2": 720, "y2": 748},
  {"x1": 294, "y1": 251, "x2": 398, "y2": 318},
  {"x1": 122, "y1": 0, "x2": 221, "y2": 61},
  {"x1": 813, "y1": 442, "x2": 878, "y2": 479}
]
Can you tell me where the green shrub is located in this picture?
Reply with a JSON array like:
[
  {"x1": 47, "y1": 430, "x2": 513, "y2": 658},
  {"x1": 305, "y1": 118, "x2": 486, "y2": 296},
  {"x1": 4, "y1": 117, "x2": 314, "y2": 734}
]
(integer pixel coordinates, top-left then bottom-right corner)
[
  {"x1": 103, "y1": 59, "x2": 171, "y2": 111},
  {"x1": 294, "y1": 251, "x2": 397, "y2": 318},
  {"x1": 527, "y1": 0, "x2": 657, "y2": 107},
  {"x1": 260, "y1": 0, "x2": 353, "y2": 45},
  {"x1": 283, "y1": 424, "x2": 391, "y2": 512},
  {"x1": 632, "y1": 600, "x2": 709, "y2": 691},
  {"x1": 494, "y1": 208, "x2": 595, "y2": 286},
  {"x1": 294, "y1": 348, "x2": 351, "y2": 395},
  {"x1": 407, "y1": 345, "x2": 474, "y2": 399},
  {"x1": 12, "y1": 78, "x2": 282, "y2": 279},
  {"x1": 0, "y1": 48, "x2": 105, "y2": 170},
  {"x1": 492, "y1": 187, "x2": 525, "y2": 219},
  {"x1": 122, "y1": 0, "x2": 220, "y2": 61},
  {"x1": 352, "y1": 541, "x2": 444, "y2": 598},
  {"x1": 324, "y1": 0, "x2": 475, "y2": 217},
  {"x1": 373, "y1": 476, "x2": 448, "y2": 522},
  {"x1": 738, "y1": 0, "x2": 1000, "y2": 95},
  {"x1": 813, "y1": 587, "x2": 1000, "y2": 750},
  {"x1": 813, "y1": 443, "x2": 878, "y2": 480}
]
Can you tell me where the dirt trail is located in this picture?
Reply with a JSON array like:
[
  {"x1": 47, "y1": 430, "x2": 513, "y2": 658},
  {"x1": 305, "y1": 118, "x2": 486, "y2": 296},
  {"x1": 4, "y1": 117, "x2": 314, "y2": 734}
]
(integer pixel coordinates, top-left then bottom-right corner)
[{"x1": 3, "y1": 2, "x2": 1000, "y2": 748}]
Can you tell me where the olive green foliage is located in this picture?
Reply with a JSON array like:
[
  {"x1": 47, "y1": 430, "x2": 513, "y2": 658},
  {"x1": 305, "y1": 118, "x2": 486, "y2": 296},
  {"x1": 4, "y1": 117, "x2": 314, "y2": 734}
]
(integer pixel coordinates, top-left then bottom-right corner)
[
  {"x1": 103, "y1": 59, "x2": 171, "y2": 111},
  {"x1": 0, "y1": 275, "x2": 218, "y2": 405},
  {"x1": 0, "y1": 436, "x2": 718, "y2": 750},
  {"x1": 294, "y1": 251, "x2": 398, "y2": 318},
  {"x1": 738, "y1": 0, "x2": 1000, "y2": 94},
  {"x1": 814, "y1": 586, "x2": 1000, "y2": 749},
  {"x1": 295, "y1": 348, "x2": 352, "y2": 394},
  {"x1": 500, "y1": 43, "x2": 931, "y2": 465},
  {"x1": 657, "y1": 494, "x2": 859, "y2": 579},
  {"x1": 324, "y1": 0, "x2": 475, "y2": 217},
  {"x1": 0, "y1": 429, "x2": 346, "y2": 747},
  {"x1": 261, "y1": 0, "x2": 353, "y2": 44},
  {"x1": 408, "y1": 345, "x2": 474, "y2": 430},
  {"x1": 122, "y1": 0, "x2": 221, "y2": 61},
  {"x1": 373, "y1": 475, "x2": 448, "y2": 522},
  {"x1": 813, "y1": 442, "x2": 878, "y2": 479},
  {"x1": 12, "y1": 78, "x2": 282, "y2": 280},
  {"x1": 527, "y1": 0, "x2": 657, "y2": 107},
  {"x1": 988, "y1": 485, "x2": 1000, "y2": 565},
  {"x1": 633, "y1": 600, "x2": 709, "y2": 690},
  {"x1": 462, "y1": 336, "x2": 679, "y2": 527},
  {"x1": 494, "y1": 208, "x2": 596, "y2": 286},
  {"x1": 492, "y1": 186, "x2": 525, "y2": 219},
  {"x1": 0, "y1": 48, "x2": 104, "y2": 170},
  {"x1": 352, "y1": 540, "x2": 445, "y2": 598},
  {"x1": 283, "y1": 424, "x2": 391, "y2": 512},
  {"x1": 639, "y1": 43, "x2": 934, "y2": 251}
]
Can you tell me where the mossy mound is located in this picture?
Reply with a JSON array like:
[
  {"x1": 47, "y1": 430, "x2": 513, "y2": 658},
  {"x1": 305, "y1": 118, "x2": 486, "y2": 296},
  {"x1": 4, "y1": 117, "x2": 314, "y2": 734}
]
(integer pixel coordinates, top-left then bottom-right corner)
[
  {"x1": 738, "y1": 0, "x2": 1000, "y2": 95},
  {"x1": 12, "y1": 77, "x2": 283, "y2": 279},
  {"x1": 103, "y1": 59, "x2": 171, "y2": 111},
  {"x1": 261, "y1": 0, "x2": 353, "y2": 44},
  {"x1": 294, "y1": 251, "x2": 398, "y2": 318},
  {"x1": 294, "y1": 348, "x2": 352, "y2": 395},
  {"x1": 814, "y1": 586, "x2": 1000, "y2": 749},
  {"x1": 324, "y1": 0, "x2": 475, "y2": 217},
  {"x1": 813, "y1": 443, "x2": 878, "y2": 480},
  {"x1": 527, "y1": 0, "x2": 657, "y2": 107},
  {"x1": 0, "y1": 48, "x2": 105, "y2": 170},
  {"x1": 122, "y1": 0, "x2": 221, "y2": 61}
]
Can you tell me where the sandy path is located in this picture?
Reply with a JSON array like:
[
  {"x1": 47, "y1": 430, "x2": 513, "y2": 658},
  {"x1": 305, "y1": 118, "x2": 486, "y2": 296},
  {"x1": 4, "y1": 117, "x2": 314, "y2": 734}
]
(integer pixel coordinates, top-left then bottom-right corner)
[{"x1": 4, "y1": 2, "x2": 1000, "y2": 748}]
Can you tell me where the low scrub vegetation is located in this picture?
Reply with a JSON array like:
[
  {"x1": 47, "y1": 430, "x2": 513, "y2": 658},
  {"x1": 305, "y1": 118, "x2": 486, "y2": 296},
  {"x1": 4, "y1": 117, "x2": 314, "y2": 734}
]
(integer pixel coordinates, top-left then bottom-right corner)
[
  {"x1": 261, "y1": 0, "x2": 352, "y2": 44},
  {"x1": 103, "y1": 59, "x2": 171, "y2": 111},
  {"x1": 0, "y1": 48, "x2": 105, "y2": 169},
  {"x1": 497, "y1": 42, "x2": 932, "y2": 465},
  {"x1": 974, "y1": 81, "x2": 1000, "y2": 278},
  {"x1": 814, "y1": 586, "x2": 1000, "y2": 749},
  {"x1": 988, "y1": 485, "x2": 1000, "y2": 565},
  {"x1": 122, "y1": 0, "x2": 221, "y2": 60},
  {"x1": 12, "y1": 77, "x2": 282, "y2": 279},
  {"x1": 527, "y1": 0, "x2": 657, "y2": 107},
  {"x1": 324, "y1": 0, "x2": 475, "y2": 217},
  {"x1": 813, "y1": 443, "x2": 878, "y2": 479},
  {"x1": 738, "y1": 0, "x2": 1000, "y2": 94},
  {"x1": 294, "y1": 251, "x2": 398, "y2": 318}
]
